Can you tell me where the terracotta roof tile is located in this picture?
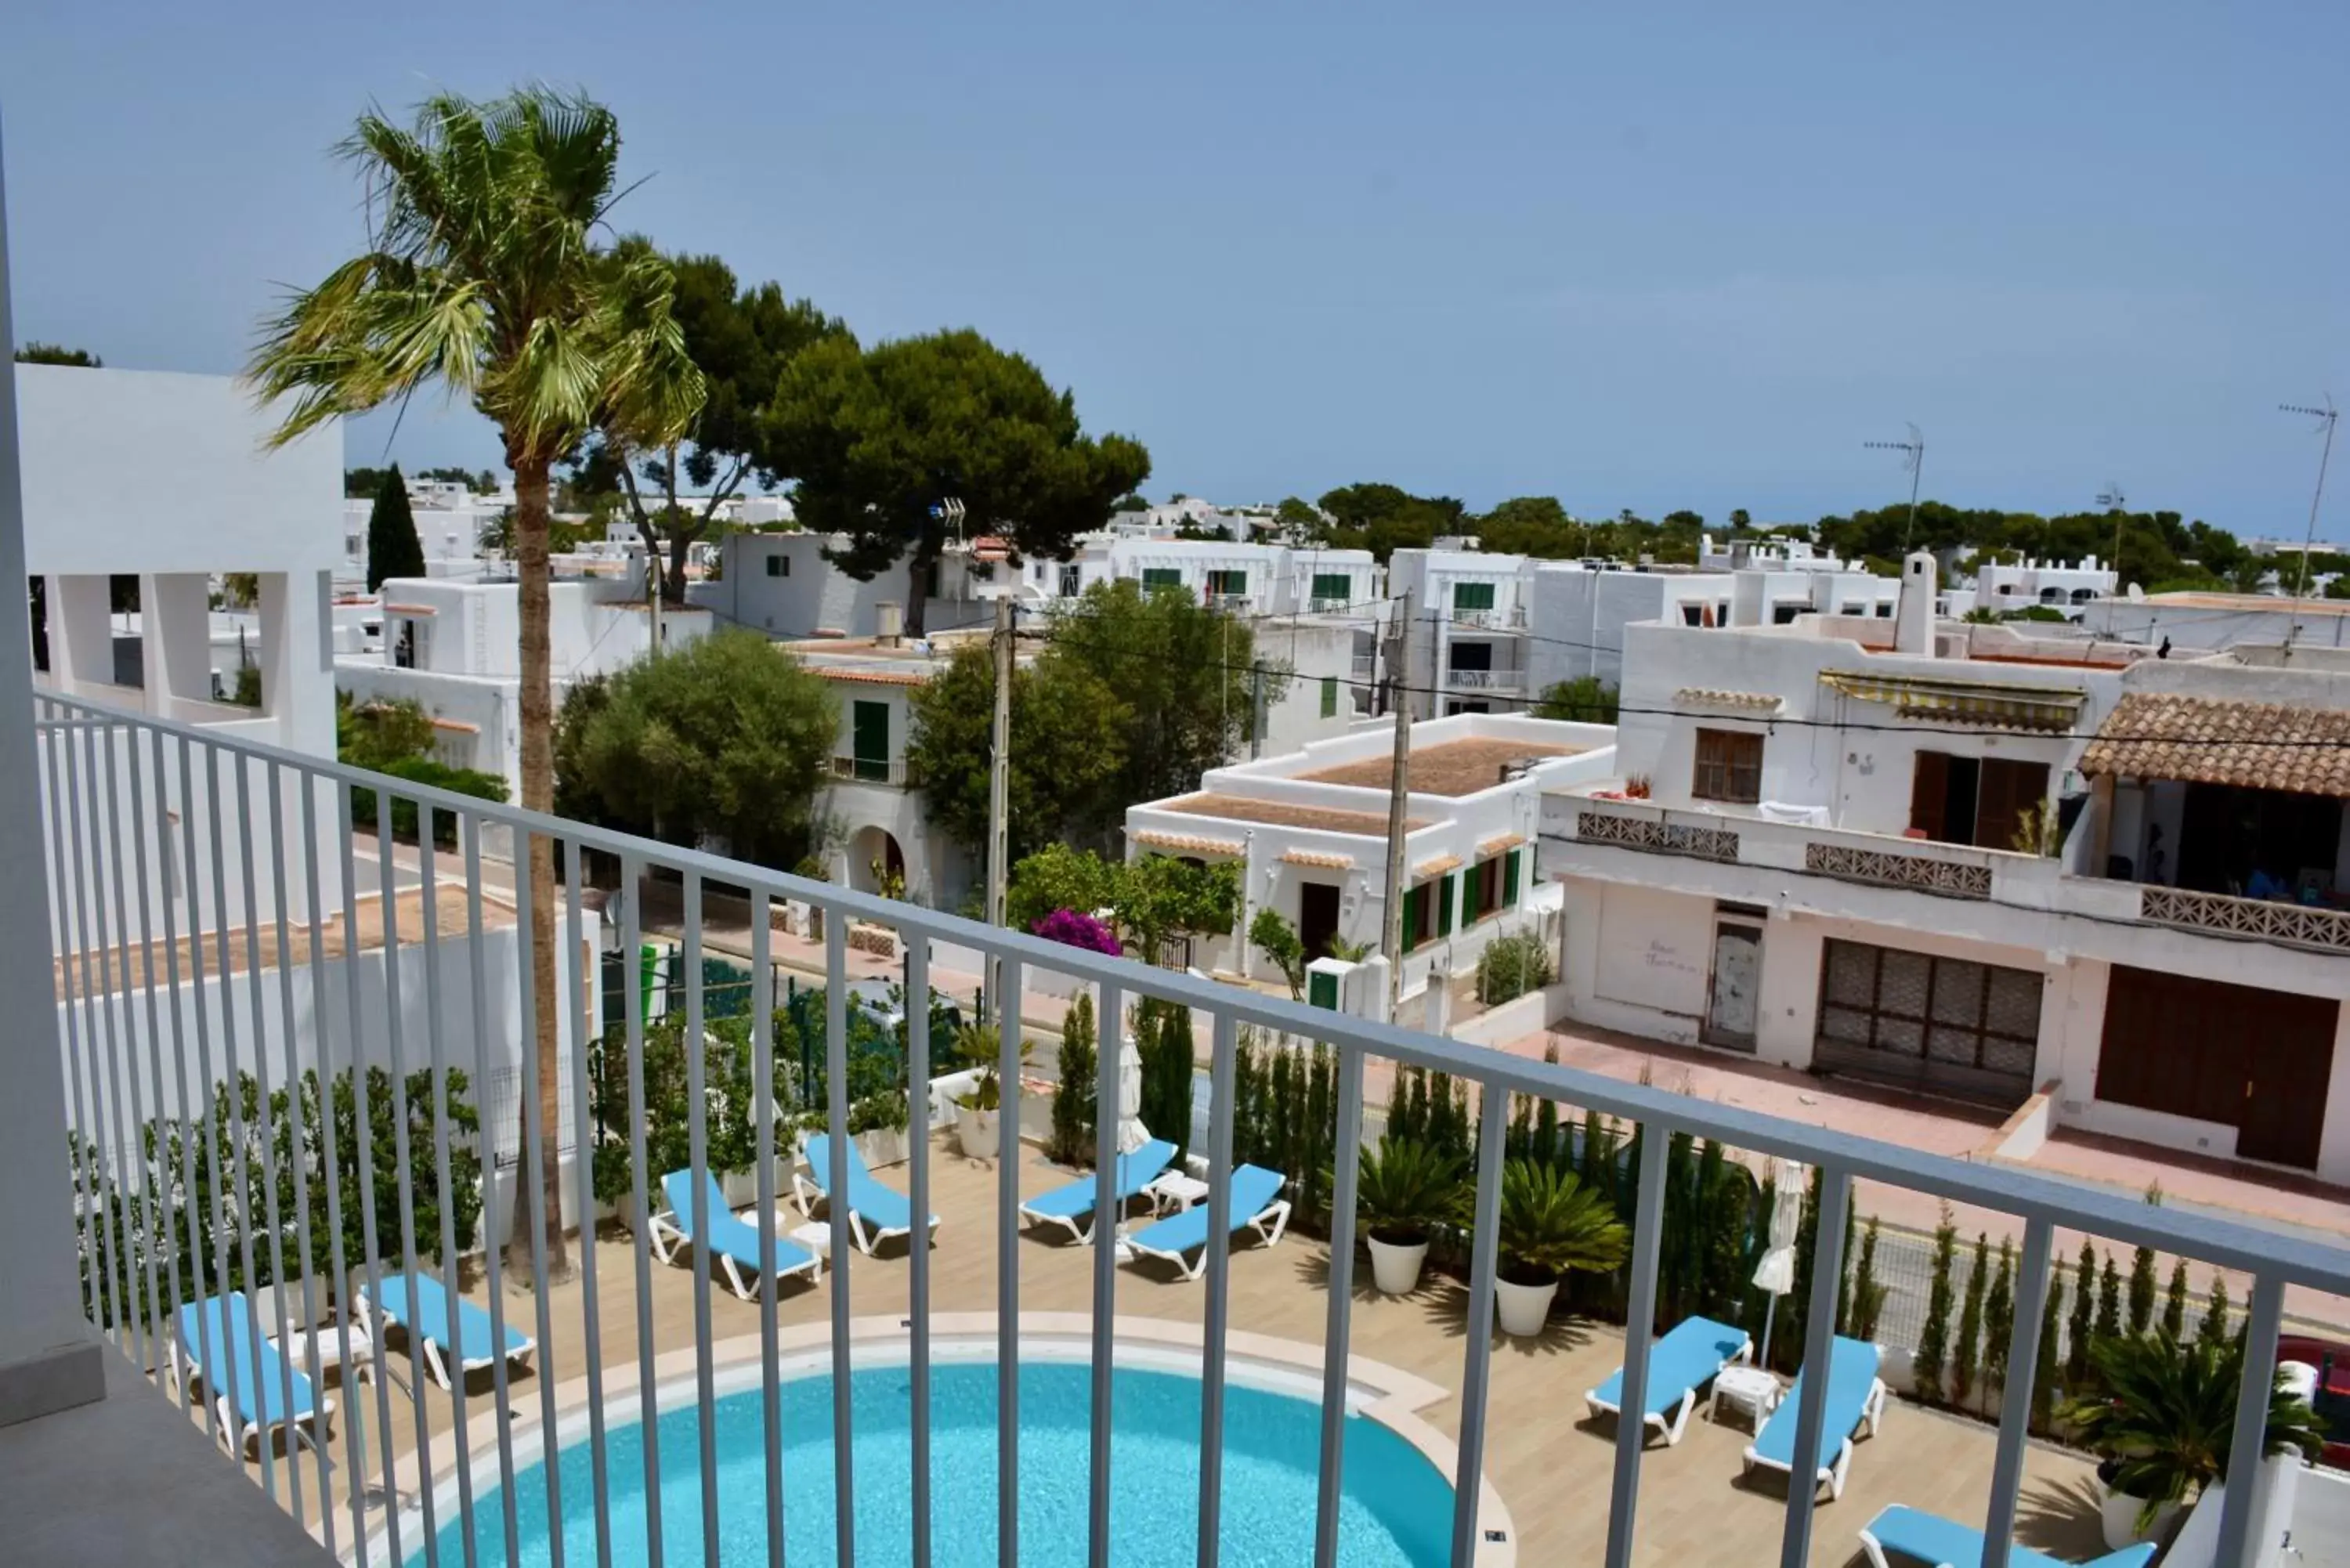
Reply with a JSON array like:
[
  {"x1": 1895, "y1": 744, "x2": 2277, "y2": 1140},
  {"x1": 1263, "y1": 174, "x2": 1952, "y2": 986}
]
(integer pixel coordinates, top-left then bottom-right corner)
[
  {"x1": 1131, "y1": 829, "x2": 1245, "y2": 857},
  {"x1": 2079, "y1": 692, "x2": 2350, "y2": 797}
]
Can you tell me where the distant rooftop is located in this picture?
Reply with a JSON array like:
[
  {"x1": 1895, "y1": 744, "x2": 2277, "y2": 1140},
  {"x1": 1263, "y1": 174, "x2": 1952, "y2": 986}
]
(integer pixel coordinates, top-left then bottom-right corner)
[
  {"x1": 2136, "y1": 591, "x2": 2350, "y2": 617},
  {"x1": 1159, "y1": 794, "x2": 1430, "y2": 836},
  {"x1": 1299, "y1": 737, "x2": 1582, "y2": 797}
]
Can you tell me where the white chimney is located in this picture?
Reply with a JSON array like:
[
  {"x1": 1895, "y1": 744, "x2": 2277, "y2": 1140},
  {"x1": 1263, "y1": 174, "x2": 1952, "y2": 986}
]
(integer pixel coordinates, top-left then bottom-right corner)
[
  {"x1": 876, "y1": 600, "x2": 904, "y2": 646},
  {"x1": 1895, "y1": 551, "x2": 1936, "y2": 655}
]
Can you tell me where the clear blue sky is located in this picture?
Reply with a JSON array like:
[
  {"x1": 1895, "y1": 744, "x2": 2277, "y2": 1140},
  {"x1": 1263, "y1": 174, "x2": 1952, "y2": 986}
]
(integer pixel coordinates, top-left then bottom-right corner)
[{"x1": 5, "y1": 2, "x2": 2345, "y2": 537}]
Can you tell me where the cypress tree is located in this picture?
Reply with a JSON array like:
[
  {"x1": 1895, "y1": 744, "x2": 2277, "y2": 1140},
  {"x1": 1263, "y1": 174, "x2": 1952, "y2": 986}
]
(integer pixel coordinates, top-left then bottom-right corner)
[
  {"x1": 1047, "y1": 989, "x2": 1096, "y2": 1167},
  {"x1": 2197, "y1": 1271, "x2": 2232, "y2": 1351},
  {"x1": 1983, "y1": 1237, "x2": 2016, "y2": 1400},
  {"x1": 1849, "y1": 1215, "x2": 1886, "y2": 1341},
  {"x1": 2160, "y1": 1257, "x2": 2190, "y2": 1341},
  {"x1": 1834, "y1": 1187, "x2": 1858, "y2": 1334},
  {"x1": 1953, "y1": 1232, "x2": 1989, "y2": 1408},
  {"x1": 1914, "y1": 1204, "x2": 1958, "y2": 1404},
  {"x1": 2065, "y1": 1237, "x2": 2098, "y2": 1387},
  {"x1": 365, "y1": 464, "x2": 425, "y2": 591},
  {"x1": 2033, "y1": 1265, "x2": 2066, "y2": 1434},
  {"x1": 2095, "y1": 1253, "x2": 2123, "y2": 1344},
  {"x1": 2126, "y1": 1244, "x2": 2158, "y2": 1336}
]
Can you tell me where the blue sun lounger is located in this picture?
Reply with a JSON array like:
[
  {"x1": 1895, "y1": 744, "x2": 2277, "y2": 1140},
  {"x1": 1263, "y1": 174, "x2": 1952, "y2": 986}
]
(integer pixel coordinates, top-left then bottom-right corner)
[
  {"x1": 1742, "y1": 1335, "x2": 1887, "y2": 1501},
  {"x1": 793, "y1": 1133, "x2": 939, "y2": 1255},
  {"x1": 1584, "y1": 1314, "x2": 1754, "y2": 1445},
  {"x1": 360, "y1": 1269, "x2": 536, "y2": 1392},
  {"x1": 1119, "y1": 1163, "x2": 1291, "y2": 1282},
  {"x1": 1859, "y1": 1505, "x2": 2157, "y2": 1568},
  {"x1": 1019, "y1": 1139, "x2": 1180, "y2": 1244},
  {"x1": 172, "y1": 1292, "x2": 334, "y2": 1458},
  {"x1": 650, "y1": 1169, "x2": 823, "y2": 1302}
]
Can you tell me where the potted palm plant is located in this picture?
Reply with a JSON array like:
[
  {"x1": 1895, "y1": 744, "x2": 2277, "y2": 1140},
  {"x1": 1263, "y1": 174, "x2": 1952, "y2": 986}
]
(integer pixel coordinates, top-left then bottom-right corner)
[
  {"x1": 953, "y1": 1022, "x2": 1018, "y2": 1161},
  {"x1": 1493, "y1": 1160, "x2": 1629, "y2": 1337},
  {"x1": 2063, "y1": 1328, "x2": 2324, "y2": 1549},
  {"x1": 1350, "y1": 1137, "x2": 1464, "y2": 1295}
]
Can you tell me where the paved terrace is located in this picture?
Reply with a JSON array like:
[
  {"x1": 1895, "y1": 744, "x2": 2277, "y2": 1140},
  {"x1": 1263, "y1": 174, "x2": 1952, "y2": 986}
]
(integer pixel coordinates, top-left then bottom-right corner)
[{"x1": 206, "y1": 1130, "x2": 2105, "y2": 1568}]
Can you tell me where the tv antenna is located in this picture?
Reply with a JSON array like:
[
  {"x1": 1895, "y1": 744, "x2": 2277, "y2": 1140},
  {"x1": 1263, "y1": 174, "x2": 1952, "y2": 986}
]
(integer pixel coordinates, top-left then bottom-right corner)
[
  {"x1": 1864, "y1": 423, "x2": 1926, "y2": 554},
  {"x1": 2280, "y1": 399, "x2": 2338, "y2": 620},
  {"x1": 2097, "y1": 482, "x2": 2127, "y2": 587}
]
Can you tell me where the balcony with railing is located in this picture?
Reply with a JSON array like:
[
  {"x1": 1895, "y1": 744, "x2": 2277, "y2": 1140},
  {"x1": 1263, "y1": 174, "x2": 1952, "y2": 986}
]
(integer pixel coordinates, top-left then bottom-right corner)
[
  {"x1": 829, "y1": 753, "x2": 909, "y2": 786},
  {"x1": 18, "y1": 689, "x2": 2350, "y2": 1568}
]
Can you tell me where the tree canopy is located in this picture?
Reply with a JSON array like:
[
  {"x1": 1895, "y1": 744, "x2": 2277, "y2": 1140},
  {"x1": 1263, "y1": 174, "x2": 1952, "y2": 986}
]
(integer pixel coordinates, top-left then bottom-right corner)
[
  {"x1": 903, "y1": 642, "x2": 1130, "y2": 863},
  {"x1": 556, "y1": 627, "x2": 837, "y2": 868},
  {"x1": 364, "y1": 464, "x2": 425, "y2": 591},
  {"x1": 1005, "y1": 844, "x2": 1239, "y2": 964},
  {"x1": 573, "y1": 245, "x2": 846, "y2": 599},
  {"x1": 13, "y1": 342, "x2": 100, "y2": 367},
  {"x1": 765, "y1": 327, "x2": 1150, "y2": 633}
]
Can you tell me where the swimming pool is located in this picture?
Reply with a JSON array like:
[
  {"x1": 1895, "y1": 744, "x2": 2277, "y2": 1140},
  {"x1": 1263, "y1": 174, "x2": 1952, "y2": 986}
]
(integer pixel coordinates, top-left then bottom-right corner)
[{"x1": 399, "y1": 1353, "x2": 1458, "y2": 1567}]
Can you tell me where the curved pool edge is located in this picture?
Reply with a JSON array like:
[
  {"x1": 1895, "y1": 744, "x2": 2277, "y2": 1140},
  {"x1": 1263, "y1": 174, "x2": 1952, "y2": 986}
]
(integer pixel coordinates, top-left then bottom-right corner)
[{"x1": 371, "y1": 1311, "x2": 1517, "y2": 1568}]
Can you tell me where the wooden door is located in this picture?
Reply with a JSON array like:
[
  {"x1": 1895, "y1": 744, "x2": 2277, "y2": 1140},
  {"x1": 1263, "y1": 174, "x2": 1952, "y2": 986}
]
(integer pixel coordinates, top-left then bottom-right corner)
[
  {"x1": 1975, "y1": 758, "x2": 2050, "y2": 853},
  {"x1": 2099, "y1": 966, "x2": 2336, "y2": 1170},
  {"x1": 2241, "y1": 1013, "x2": 2335, "y2": 1169}
]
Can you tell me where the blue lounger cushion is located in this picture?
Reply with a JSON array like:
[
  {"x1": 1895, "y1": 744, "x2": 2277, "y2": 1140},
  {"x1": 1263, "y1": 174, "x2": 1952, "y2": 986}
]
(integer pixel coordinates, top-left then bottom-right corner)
[
  {"x1": 1589, "y1": 1315, "x2": 1751, "y2": 1420},
  {"x1": 373, "y1": 1270, "x2": 533, "y2": 1368},
  {"x1": 1022, "y1": 1140, "x2": 1179, "y2": 1223},
  {"x1": 1859, "y1": 1504, "x2": 2157, "y2": 1568}
]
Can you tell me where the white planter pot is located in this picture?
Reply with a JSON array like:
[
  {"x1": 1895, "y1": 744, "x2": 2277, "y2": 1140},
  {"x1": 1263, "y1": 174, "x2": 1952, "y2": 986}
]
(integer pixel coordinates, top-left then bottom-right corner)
[
  {"x1": 855, "y1": 1126, "x2": 909, "y2": 1169},
  {"x1": 1366, "y1": 1235, "x2": 1429, "y2": 1296},
  {"x1": 718, "y1": 1168, "x2": 760, "y2": 1209},
  {"x1": 2099, "y1": 1487, "x2": 2177, "y2": 1552},
  {"x1": 1494, "y1": 1276, "x2": 1560, "y2": 1337},
  {"x1": 956, "y1": 1102, "x2": 1000, "y2": 1162}
]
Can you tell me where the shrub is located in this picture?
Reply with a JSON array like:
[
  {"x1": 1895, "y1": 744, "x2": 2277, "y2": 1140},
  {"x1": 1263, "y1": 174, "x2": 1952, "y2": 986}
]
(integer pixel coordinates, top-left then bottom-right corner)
[
  {"x1": 2161, "y1": 1257, "x2": 2191, "y2": 1341},
  {"x1": 1983, "y1": 1237, "x2": 2016, "y2": 1402},
  {"x1": 1033, "y1": 908, "x2": 1119, "y2": 956},
  {"x1": 1048, "y1": 992, "x2": 1097, "y2": 1167},
  {"x1": 1914, "y1": 1204, "x2": 1958, "y2": 1404},
  {"x1": 2034, "y1": 1264, "x2": 2066, "y2": 1434},
  {"x1": 1954, "y1": 1231, "x2": 1989, "y2": 1407},
  {"x1": 1847, "y1": 1216, "x2": 1889, "y2": 1342},
  {"x1": 1495, "y1": 1160, "x2": 1629, "y2": 1288},
  {"x1": 1475, "y1": 930, "x2": 1555, "y2": 1006},
  {"x1": 2196, "y1": 1272, "x2": 2232, "y2": 1351},
  {"x1": 2067, "y1": 1237, "x2": 2099, "y2": 1389},
  {"x1": 1248, "y1": 907, "x2": 1307, "y2": 999},
  {"x1": 1350, "y1": 1137, "x2": 1463, "y2": 1248}
]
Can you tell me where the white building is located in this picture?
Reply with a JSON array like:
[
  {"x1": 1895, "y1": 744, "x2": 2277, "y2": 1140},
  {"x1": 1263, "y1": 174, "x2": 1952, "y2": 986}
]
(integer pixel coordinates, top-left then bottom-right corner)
[
  {"x1": 1385, "y1": 544, "x2": 1535, "y2": 718},
  {"x1": 19, "y1": 363, "x2": 344, "y2": 942},
  {"x1": 1525, "y1": 560, "x2": 1898, "y2": 695},
  {"x1": 338, "y1": 574, "x2": 710, "y2": 801},
  {"x1": 692, "y1": 531, "x2": 1001, "y2": 641},
  {"x1": 2080, "y1": 590, "x2": 2350, "y2": 656},
  {"x1": 1943, "y1": 555, "x2": 2118, "y2": 621},
  {"x1": 1123, "y1": 712, "x2": 1614, "y2": 1005},
  {"x1": 340, "y1": 478, "x2": 515, "y2": 587},
  {"x1": 1538, "y1": 554, "x2": 2350, "y2": 1183}
]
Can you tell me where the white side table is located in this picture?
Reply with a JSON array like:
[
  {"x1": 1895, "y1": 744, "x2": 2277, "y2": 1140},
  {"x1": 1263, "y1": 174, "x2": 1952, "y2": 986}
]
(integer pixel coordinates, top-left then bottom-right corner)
[
  {"x1": 781, "y1": 1217, "x2": 833, "y2": 1260},
  {"x1": 1147, "y1": 1172, "x2": 1210, "y2": 1216},
  {"x1": 1709, "y1": 1364, "x2": 1781, "y2": 1432}
]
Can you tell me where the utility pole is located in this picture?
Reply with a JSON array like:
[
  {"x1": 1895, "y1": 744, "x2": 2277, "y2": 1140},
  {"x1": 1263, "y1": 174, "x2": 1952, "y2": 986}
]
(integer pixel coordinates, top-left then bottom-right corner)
[
  {"x1": 1380, "y1": 588, "x2": 1415, "y2": 1017},
  {"x1": 2282, "y1": 399, "x2": 2339, "y2": 656},
  {"x1": 1249, "y1": 661, "x2": 1267, "y2": 760},
  {"x1": 1864, "y1": 424, "x2": 1926, "y2": 555},
  {"x1": 2097, "y1": 483, "x2": 2127, "y2": 591},
  {"x1": 645, "y1": 538, "x2": 663, "y2": 658},
  {"x1": 983, "y1": 589, "x2": 1014, "y2": 1024}
]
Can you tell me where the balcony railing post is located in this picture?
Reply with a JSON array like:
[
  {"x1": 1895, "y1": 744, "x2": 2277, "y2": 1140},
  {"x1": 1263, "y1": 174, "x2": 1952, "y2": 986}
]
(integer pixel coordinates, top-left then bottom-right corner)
[
  {"x1": 1978, "y1": 1216, "x2": 2055, "y2": 1568},
  {"x1": 994, "y1": 952, "x2": 1025, "y2": 1568},
  {"x1": 1776, "y1": 1165, "x2": 1852, "y2": 1568},
  {"x1": 1313, "y1": 1043, "x2": 1365, "y2": 1568},
  {"x1": 146, "y1": 727, "x2": 204, "y2": 1429},
  {"x1": 824, "y1": 916, "x2": 858, "y2": 1566},
  {"x1": 620, "y1": 855, "x2": 666, "y2": 1568},
  {"x1": 563, "y1": 839, "x2": 616, "y2": 1568},
  {"x1": 103, "y1": 726, "x2": 168, "y2": 1389},
  {"x1": 1089, "y1": 978, "x2": 1124, "y2": 1568},
  {"x1": 2214, "y1": 1272, "x2": 2287, "y2": 1564},
  {"x1": 472, "y1": 818, "x2": 530, "y2": 1568},
  {"x1": 751, "y1": 894, "x2": 785, "y2": 1568},
  {"x1": 1196, "y1": 1009, "x2": 1238, "y2": 1568},
  {"x1": 906, "y1": 938, "x2": 934, "y2": 1568},
  {"x1": 683, "y1": 873, "x2": 724, "y2": 1568},
  {"x1": 1449, "y1": 1080, "x2": 1509, "y2": 1568},
  {"x1": 1603, "y1": 1117, "x2": 1672, "y2": 1568}
]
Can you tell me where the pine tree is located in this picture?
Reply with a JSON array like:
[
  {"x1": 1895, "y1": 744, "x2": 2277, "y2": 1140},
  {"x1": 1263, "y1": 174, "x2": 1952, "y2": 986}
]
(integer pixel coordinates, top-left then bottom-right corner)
[
  {"x1": 2160, "y1": 1257, "x2": 2191, "y2": 1342},
  {"x1": 2033, "y1": 1266, "x2": 2066, "y2": 1434},
  {"x1": 1983, "y1": 1238, "x2": 2016, "y2": 1402},
  {"x1": 2095, "y1": 1253, "x2": 2122, "y2": 1344},
  {"x1": 365, "y1": 464, "x2": 425, "y2": 591},
  {"x1": 1953, "y1": 1232, "x2": 1989, "y2": 1407},
  {"x1": 1914, "y1": 1204, "x2": 1958, "y2": 1404},
  {"x1": 2197, "y1": 1271, "x2": 2232, "y2": 1351},
  {"x1": 2065, "y1": 1237, "x2": 2098, "y2": 1387}
]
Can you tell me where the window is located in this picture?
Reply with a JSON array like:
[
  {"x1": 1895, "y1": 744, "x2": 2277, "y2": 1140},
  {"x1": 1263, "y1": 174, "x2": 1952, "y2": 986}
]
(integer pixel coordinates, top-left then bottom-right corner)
[
  {"x1": 1448, "y1": 640, "x2": 1492, "y2": 673},
  {"x1": 1059, "y1": 565, "x2": 1082, "y2": 598},
  {"x1": 1141, "y1": 567, "x2": 1184, "y2": 594},
  {"x1": 1910, "y1": 753, "x2": 2050, "y2": 850},
  {"x1": 1875, "y1": 602, "x2": 1893, "y2": 618},
  {"x1": 765, "y1": 553, "x2": 789, "y2": 577},
  {"x1": 1445, "y1": 700, "x2": 1488, "y2": 715},
  {"x1": 1206, "y1": 569, "x2": 1247, "y2": 598},
  {"x1": 1772, "y1": 604, "x2": 1802, "y2": 624},
  {"x1": 1683, "y1": 604, "x2": 1706, "y2": 627},
  {"x1": 1453, "y1": 581, "x2": 1495, "y2": 614},
  {"x1": 1401, "y1": 880, "x2": 1435, "y2": 948},
  {"x1": 1817, "y1": 938, "x2": 2041, "y2": 1097},
  {"x1": 851, "y1": 701, "x2": 891, "y2": 781},
  {"x1": 1469, "y1": 855, "x2": 1502, "y2": 919},
  {"x1": 1319, "y1": 676, "x2": 1338, "y2": 718},
  {"x1": 1692, "y1": 728, "x2": 1763, "y2": 804},
  {"x1": 1311, "y1": 572, "x2": 1350, "y2": 603},
  {"x1": 1437, "y1": 873, "x2": 1458, "y2": 938}
]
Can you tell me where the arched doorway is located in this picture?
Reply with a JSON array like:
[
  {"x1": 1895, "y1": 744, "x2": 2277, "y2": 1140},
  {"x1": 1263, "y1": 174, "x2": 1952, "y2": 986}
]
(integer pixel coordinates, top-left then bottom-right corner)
[{"x1": 848, "y1": 825, "x2": 906, "y2": 897}]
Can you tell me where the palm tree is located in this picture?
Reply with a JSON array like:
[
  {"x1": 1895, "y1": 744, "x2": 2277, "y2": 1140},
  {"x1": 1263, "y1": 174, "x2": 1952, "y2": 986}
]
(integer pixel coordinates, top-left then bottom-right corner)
[{"x1": 249, "y1": 89, "x2": 704, "y2": 1280}]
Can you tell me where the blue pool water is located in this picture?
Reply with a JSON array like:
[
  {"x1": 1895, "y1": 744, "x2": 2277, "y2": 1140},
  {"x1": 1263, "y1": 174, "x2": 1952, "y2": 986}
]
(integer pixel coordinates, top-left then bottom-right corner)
[{"x1": 403, "y1": 1358, "x2": 1455, "y2": 1567}]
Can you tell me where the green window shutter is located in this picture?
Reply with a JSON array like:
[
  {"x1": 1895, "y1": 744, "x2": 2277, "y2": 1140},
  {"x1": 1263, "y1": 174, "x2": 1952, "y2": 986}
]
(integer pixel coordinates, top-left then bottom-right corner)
[
  {"x1": 1504, "y1": 848, "x2": 1521, "y2": 906},
  {"x1": 1454, "y1": 582, "x2": 1495, "y2": 613},
  {"x1": 765, "y1": 555, "x2": 783, "y2": 577},
  {"x1": 1311, "y1": 572, "x2": 1350, "y2": 602},
  {"x1": 852, "y1": 701, "x2": 890, "y2": 779},
  {"x1": 1142, "y1": 567, "x2": 1183, "y2": 592},
  {"x1": 1401, "y1": 885, "x2": 1420, "y2": 950},
  {"x1": 1320, "y1": 676, "x2": 1338, "y2": 718},
  {"x1": 1437, "y1": 873, "x2": 1456, "y2": 937},
  {"x1": 1308, "y1": 970, "x2": 1338, "y2": 1010}
]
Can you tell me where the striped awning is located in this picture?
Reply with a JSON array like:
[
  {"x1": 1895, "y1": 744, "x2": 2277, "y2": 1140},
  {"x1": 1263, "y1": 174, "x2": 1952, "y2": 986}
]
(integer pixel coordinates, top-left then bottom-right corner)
[
  {"x1": 1133, "y1": 829, "x2": 1245, "y2": 857},
  {"x1": 1818, "y1": 671, "x2": 2084, "y2": 733},
  {"x1": 1282, "y1": 848, "x2": 1354, "y2": 869}
]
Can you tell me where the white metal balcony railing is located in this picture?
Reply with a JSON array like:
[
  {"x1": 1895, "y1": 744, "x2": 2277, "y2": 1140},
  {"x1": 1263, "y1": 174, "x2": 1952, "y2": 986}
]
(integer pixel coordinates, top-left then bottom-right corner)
[
  {"x1": 1448, "y1": 607, "x2": 1525, "y2": 632},
  {"x1": 1206, "y1": 594, "x2": 1253, "y2": 615},
  {"x1": 828, "y1": 753, "x2": 909, "y2": 786},
  {"x1": 1443, "y1": 670, "x2": 1521, "y2": 693},
  {"x1": 1308, "y1": 597, "x2": 1354, "y2": 615},
  {"x1": 31, "y1": 686, "x2": 2350, "y2": 1568}
]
